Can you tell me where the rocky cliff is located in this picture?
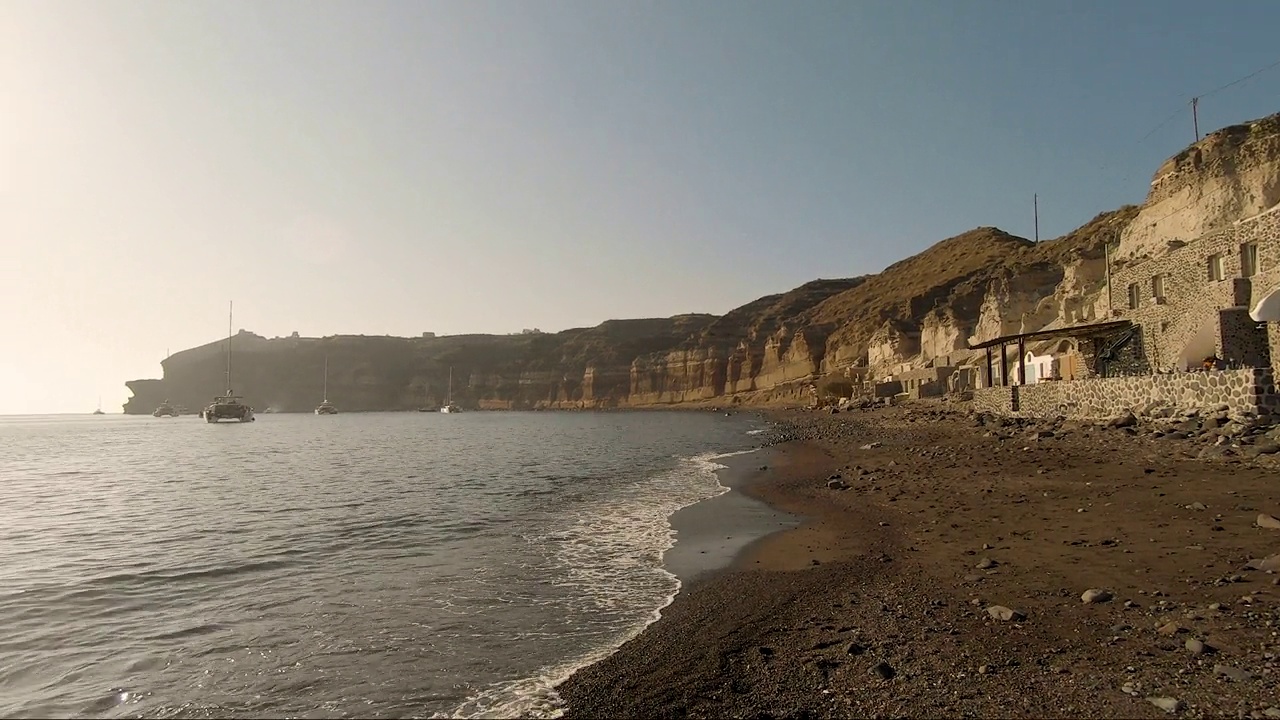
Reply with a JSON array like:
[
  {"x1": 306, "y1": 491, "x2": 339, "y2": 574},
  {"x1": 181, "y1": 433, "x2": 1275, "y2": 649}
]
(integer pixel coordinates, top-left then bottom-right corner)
[{"x1": 124, "y1": 110, "x2": 1280, "y2": 412}]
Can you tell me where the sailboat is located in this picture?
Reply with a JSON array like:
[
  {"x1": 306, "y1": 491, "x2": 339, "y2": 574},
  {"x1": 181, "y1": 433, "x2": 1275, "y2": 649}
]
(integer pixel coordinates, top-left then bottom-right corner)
[
  {"x1": 315, "y1": 355, "x2": 338, "y2": 415},
  {"x1": 92, "y1": 396, "x2": 105, "y2": 415},
  {"x1": 439, "y1": 367, "x2": 461, "y2": 413},
  {"x1": 203, "y1": 301, "x2": 256, "y2": 423}
]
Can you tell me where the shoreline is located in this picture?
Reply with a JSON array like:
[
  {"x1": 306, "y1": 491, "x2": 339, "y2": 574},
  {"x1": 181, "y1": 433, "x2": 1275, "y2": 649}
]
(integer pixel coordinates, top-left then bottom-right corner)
[
  {"x1": 661, "y1": 447, "x2": 802, "y2": 588},
  {"x1": 556, "y1": 404, "x2": 1280, "y2": 719}
]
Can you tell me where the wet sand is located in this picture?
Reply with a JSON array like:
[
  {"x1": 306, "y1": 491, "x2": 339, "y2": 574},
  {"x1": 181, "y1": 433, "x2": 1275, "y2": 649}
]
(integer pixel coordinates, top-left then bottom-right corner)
[
  {"x1": 663, "y1": 450, "x2": 800, "y2": 586},
  {"x1": 558, "y1": 404, "x2": 1280, "y2": 719}
]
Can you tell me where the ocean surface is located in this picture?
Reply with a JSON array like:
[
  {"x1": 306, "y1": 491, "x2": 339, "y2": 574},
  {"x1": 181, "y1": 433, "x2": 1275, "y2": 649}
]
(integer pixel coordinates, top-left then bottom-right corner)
[{"x1": 0, "y1": 410, "x2": 765, "y2": 719}]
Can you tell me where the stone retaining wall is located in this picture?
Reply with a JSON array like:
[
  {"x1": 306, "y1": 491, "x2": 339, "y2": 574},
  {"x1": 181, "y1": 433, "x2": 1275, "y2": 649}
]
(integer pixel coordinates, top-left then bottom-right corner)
[
  {"x1": 972, "y1": 386, "x2": 1014, "y2": 415},
  {"x1": 973, "y1": 368, "x2": 1280, "y2": 420}
]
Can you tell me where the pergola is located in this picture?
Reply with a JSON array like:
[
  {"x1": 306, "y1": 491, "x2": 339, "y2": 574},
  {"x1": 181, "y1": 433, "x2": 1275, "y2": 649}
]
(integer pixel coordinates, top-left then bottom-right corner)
[{"x1": 966, "y1": 319, "x2": 1133, "y2": 387}]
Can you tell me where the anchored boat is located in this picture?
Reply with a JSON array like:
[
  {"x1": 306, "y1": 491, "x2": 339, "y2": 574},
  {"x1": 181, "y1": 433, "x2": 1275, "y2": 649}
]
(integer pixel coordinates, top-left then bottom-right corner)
[{"x1": 203, "y1": 301, "x2": 256, "y2": 424}]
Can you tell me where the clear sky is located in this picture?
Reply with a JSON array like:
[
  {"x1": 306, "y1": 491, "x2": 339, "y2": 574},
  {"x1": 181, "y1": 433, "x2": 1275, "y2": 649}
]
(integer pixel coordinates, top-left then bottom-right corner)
[{"x1": 4, "y1": 1, "x2": 1280, "y2": 414}]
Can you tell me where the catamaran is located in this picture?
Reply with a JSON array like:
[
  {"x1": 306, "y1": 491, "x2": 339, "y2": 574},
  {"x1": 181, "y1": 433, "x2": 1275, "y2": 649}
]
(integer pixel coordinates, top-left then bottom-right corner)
[
  {"x1": 203, "y1": 301, "x2": 256, "y2": 423},
  {"x1": 315, "y1": 354, "x2": 338, "y2": 415}
]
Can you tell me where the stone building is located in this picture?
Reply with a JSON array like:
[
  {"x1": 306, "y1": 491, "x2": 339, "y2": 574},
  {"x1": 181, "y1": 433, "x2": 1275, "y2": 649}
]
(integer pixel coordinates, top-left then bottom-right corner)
[{"x1": 1110, "y1": 205, "x2": 1280, "y2": 372}]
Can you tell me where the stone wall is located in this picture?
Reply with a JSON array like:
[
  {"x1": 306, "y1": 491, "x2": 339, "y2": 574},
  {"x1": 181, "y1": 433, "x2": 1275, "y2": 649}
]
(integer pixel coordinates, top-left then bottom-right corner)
[
  {"x1": 972, "y1": 386, "x2": 1014, "y2": 415},
  {"x1": 1112, "y1": 206, "x2": 1280, "y2": 371},
  {"x1": 977, "y1": 368, "x2": 1280, "y2": 420},
  {"x1": 1218, "y1": 308, "x2": 1271, "y2": 368}
]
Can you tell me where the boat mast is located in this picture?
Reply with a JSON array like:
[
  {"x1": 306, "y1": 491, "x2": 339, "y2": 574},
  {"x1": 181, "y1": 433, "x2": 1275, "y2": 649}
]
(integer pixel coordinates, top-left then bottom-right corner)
[
  {"x1": 323, "y1": 354, "x2": 329, "y2": 403},
  {"x1": 447, "y1": 367, "x2": 452, "y2": 404},
  {"x1": 226, "y1": 300, "x2": 233, "y2": 395}
]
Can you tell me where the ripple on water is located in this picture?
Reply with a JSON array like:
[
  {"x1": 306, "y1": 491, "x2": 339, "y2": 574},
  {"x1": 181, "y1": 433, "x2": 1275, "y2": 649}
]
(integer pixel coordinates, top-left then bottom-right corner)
[{"x1": 0, "y1": 411, "x2": 765, "y2": 718}]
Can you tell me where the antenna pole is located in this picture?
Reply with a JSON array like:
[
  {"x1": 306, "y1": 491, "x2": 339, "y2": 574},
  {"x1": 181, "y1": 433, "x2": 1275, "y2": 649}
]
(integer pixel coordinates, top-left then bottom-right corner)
[
  {"x1": 1192, "y1": 97, "x2": 1200, "y2": 142},
  {"x1": 1033, "y1": 193, "x2": 1039, "y2": 243}
]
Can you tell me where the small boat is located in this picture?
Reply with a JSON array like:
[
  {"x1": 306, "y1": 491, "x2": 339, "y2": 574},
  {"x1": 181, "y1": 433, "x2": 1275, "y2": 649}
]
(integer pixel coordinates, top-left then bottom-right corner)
[
  {"x1": 153, "y1": 399, "x2": 178, "y2": 417},
  {"x1": 92, "y1": 396, "x2": 105, "y2": 415},
  {"x1": 203, "y1": 301, "x2": 256, "y2": 424},
  {"x1": 315, "y1": 355, "x2": 338, "y2": 415},
  {"x1": 440, "y1": 367, "x2": 460, "y2": 413}
]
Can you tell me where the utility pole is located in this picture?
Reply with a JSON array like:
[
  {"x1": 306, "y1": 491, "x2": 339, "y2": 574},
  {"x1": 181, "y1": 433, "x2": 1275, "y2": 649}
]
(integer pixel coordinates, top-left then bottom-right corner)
[
  {"x1": 1033, "y1": 193, "x2": 1039, "y2": 243},
  {"x1": 1191, "y1": 97, "x2": 1200, "y2": 142}
]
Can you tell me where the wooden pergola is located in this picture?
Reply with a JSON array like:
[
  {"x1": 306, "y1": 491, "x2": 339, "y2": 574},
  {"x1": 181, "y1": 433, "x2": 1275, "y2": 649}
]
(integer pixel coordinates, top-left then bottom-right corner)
[{"x1": 967, "y1": 320, "x2": 1133, "y2": 387}]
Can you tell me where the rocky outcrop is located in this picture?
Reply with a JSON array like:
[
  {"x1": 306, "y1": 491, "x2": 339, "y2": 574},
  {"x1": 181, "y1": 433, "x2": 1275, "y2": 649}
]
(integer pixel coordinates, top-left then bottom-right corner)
[
  {"x1": 1118, "y1": 114, "x2": 1280, "y2": 264},
  {"x1": 124, "y1": 110, "x2": 1280, "y2": 410}
]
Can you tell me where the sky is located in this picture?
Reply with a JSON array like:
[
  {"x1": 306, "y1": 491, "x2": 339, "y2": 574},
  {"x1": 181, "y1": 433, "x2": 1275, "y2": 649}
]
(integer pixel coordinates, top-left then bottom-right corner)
[{"x1": 4, "y1": 1, "x2": 1280, "y2": 414}]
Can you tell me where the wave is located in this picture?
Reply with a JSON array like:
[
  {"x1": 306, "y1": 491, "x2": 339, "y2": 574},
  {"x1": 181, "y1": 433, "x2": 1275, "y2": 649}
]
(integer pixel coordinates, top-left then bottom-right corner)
[{"x1": 444, "y1": 449, "x2": 749, "y2": 719}]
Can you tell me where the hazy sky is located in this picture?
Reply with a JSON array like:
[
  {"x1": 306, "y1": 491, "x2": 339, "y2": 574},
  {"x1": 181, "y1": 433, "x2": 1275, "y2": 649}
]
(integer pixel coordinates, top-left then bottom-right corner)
[{"x1": 4, "y1": 1, "x2": 1280, "y2": 414}]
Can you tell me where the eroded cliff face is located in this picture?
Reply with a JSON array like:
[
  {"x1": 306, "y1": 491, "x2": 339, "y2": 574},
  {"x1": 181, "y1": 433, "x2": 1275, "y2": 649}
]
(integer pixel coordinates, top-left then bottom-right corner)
[
  {"x1": 124, "y1": 111, "x2": 1280, "y2": 409},
  {"x1": 1117, "y1": 114, "x2": 1280, "y2": 264}
]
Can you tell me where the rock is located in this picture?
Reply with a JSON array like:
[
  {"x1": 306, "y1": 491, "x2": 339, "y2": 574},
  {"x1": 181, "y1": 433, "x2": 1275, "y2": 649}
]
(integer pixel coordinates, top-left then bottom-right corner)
[
  {"x1": 1214, "y1": 664, "x2": 1255, "y2": 682},
  {"x1": 846, "y1": 643, "x2": 865, "y2": 656},
  {"x1": 860, "y1": 442, "x2": 882, "y2": 450},
  {"x1": 1081, "y1": 588, "x2": 1113, "y2": 604},
  {"x1": 1157, "y1": 622, "x2": 1184, "y2": 636},
  {"x1": 1147, "y1": 697, "x2": 1184, "y2": 714},
  {"x1": 1188, "y1": 502, "x2": 1207, "y2": 511},
  {"x1": 826, "y1": 479, "x2": 847, "y2": 490},
  {"x1": 1185, "y1": 638, "x2": 1212, "y2": 655},
  {"x1": 870, "y1": 661, "x2": 895, "y2": 680},
  {"x1": 1246, "y1": 553, "x2": 1280, "y2": 572},
  {"x1": 986, "y1": 605, "x2": 1025, "y2": 621},
  {"x1": 1258, "y1": 513, "x2": 1280, "y2": 530},
  {"x1": 1262, "y1": 708, "x2": 1280, "y2": 719},
  {"x1": 976, "y1": 557, "x2": 997, "y2": 570},
  {"x1": 1109, "y1": 410, "x2": 1137, "y2": 428}
]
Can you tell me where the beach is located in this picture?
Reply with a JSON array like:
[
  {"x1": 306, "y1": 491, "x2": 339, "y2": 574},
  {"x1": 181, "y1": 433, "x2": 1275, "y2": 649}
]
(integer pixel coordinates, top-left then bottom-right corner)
[{"x1": 558, "y1": 404, "x2": 1280, "y2": 719}]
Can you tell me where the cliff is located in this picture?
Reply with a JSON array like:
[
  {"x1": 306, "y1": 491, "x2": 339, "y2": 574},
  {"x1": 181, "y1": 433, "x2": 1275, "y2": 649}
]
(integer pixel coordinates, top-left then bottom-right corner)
[{"x1": 123, "y1": 110, "x2": 1280, "y2": 412}]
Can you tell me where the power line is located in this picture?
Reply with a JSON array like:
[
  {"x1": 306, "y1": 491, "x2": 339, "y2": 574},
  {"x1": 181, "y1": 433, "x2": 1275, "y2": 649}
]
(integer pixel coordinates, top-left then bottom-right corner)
[{"x1": 1195, "y1": 56, "x2": 1280, "y2": 101}]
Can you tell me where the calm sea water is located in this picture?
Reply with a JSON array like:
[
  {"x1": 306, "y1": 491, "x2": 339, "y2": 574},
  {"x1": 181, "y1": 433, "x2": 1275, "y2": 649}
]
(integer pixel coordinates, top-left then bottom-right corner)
[{"x1": 0, "y1": 410, "x2": 764, "y2": 719}]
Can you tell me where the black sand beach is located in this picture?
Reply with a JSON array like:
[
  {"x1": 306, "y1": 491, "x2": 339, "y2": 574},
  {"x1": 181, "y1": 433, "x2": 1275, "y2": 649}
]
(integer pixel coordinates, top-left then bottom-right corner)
[{"x1": 557, "y1": 404, "x2": 1280, "y2": 719}]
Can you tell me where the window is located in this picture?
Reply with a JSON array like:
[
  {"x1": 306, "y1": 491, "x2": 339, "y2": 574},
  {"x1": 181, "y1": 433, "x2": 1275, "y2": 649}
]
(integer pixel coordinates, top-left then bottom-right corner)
[
  {"x1": 1151, "y1": 274, "x2": 1165, "y2": 301},
  {"x1": 1208, "y1": 253, "x2": 1224, "y2": 281},
  {"x1": 1241, "y1": 242, "x2": 1259, "y2": 278},
  {"x1": 1127, "y1": 283, "x2": 1140, "y2": 310}
]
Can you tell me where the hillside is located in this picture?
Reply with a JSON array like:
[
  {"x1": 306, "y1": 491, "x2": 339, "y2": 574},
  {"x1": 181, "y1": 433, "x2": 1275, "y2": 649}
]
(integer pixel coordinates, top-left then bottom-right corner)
[{"x1": 123, "y1": 110, "x2": 1280, "y2": 412}]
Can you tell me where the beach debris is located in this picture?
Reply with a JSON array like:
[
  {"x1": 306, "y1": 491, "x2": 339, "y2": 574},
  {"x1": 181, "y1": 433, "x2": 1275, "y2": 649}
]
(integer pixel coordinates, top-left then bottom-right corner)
[
  {"x1": 975, "y1": 557, "x2": 997, "y2": 570},
  {"x1": 1147, "y1": 696, "x2": 1184, "y2": 714},
  {"x1": 860, "y1": 442, "x2": 882, "y2": 450},
  {"x1": 1081, "y1": 588, "x2": 1113, "y2": 604},
  {"x1": 1214, "y1": 664, "x2": 1256, "y2": 682},
  {"x1": 985, "y1": 605, "x2": 1025, "y2": 622},
  {"x1": 1257, "y1": 513, "x2": 1280, "y2": 529},
  {"x1": 870, "y1": 661, "x2": 895, "y2": 680}
]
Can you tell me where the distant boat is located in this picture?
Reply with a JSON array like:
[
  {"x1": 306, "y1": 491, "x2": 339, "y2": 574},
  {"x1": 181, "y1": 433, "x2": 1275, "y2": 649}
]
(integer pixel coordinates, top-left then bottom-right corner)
[
  {"x1": 153, "y1": 399, "x2": 178, "y2": 417},
  {"x1": 440, "y1": 367, "x2": 460, "y2": 413},
  {"x1": 315, "y1": 355, "x2": 338, "y2": 415},
  {"x1": 203, "y1": 301, "x2": 256, "y2": 423},
  {"x1": 93, "y1": 396, "x2": 104, "y2": 415}
]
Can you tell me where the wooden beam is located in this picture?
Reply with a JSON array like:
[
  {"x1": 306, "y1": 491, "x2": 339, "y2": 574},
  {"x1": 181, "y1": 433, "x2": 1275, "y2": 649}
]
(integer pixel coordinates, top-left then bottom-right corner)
[
  {"x1": 1000, "y1": 343, "x2": 1009, "y2": 387},
  {"x1": 985, "y1": 347, "x2": 994, "y2": 388},
  {"x1": 1017, "y1": 338, "x2": 1026, "y2": 385}
]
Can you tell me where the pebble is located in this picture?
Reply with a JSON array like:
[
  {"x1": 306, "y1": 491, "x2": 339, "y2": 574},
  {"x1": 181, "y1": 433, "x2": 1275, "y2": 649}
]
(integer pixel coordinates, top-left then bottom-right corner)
[
  {"x1": 986, "y1": 605, "x2": 1025, "y2": 622},
  {"x1": 1185, "y1": 638, "x2": 1210, "y2": 655},
  {"x1": 1081, "y1": 588, "x2": 1113, "y2": 604},
  {"x1": 1148, "y1": 696, "x2": 1183, "y2": 713},
  {"x1": 1214, "y1": 664, "x2": 1255, "y2": 682},
  {"x1": 976, "y1": 557, "x2": 997, "y2": 570},
  {"x1": 870, "y1": 661, "x2": 895, "y2": 680}
]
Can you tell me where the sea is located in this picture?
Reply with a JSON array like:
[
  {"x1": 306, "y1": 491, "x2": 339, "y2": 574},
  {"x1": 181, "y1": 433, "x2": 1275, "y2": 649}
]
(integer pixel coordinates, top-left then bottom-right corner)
[{"x1": 0, "y1": 410, "x2": 767, "y2": 719}]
